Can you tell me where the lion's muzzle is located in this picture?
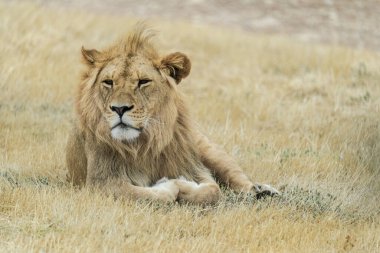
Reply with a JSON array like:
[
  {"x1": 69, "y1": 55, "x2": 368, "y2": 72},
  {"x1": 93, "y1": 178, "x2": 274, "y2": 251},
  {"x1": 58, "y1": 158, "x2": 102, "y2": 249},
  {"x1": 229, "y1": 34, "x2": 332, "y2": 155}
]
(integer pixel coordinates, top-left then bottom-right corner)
[{"x1": 108, "y1": 104, "x2": 143, "y2": 141}]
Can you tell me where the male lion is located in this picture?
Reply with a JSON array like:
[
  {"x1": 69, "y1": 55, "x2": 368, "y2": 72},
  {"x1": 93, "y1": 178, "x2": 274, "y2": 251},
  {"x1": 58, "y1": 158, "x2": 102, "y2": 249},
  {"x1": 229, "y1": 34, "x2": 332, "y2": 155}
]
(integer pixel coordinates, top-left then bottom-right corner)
[{"x1": 66, "y1": 24, "x2": 279, "y2": 204}]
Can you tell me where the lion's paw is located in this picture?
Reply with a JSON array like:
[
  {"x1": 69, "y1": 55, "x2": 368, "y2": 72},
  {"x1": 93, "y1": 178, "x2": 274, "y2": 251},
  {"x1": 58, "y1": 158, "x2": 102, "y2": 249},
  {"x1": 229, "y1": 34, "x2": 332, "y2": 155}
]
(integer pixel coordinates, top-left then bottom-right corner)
[
  {"x1": 253, "y1": 183, "x2": 281, "y2": 199},
  {"x1": 152, "y1": 178, "x2": 179, "y2": 202},
  {"x1": 176, "y1": 176, "x2": 200, "y2": 188}
]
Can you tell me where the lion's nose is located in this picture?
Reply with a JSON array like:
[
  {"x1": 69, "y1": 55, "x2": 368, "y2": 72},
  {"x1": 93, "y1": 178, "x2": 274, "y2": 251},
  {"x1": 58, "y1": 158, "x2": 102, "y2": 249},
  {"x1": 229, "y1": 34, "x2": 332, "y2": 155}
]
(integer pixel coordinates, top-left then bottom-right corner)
[{"x1": 110, "y1": 105, "x2": 134, "y2": 117}]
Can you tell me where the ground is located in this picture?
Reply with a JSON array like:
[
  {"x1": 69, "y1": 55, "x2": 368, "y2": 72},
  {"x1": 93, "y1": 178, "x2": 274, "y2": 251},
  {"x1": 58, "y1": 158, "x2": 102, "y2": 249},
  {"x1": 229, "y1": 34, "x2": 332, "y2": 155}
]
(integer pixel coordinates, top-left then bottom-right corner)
[{"x1": 0, "y1": 1, "x2": 380, "y2": 252}]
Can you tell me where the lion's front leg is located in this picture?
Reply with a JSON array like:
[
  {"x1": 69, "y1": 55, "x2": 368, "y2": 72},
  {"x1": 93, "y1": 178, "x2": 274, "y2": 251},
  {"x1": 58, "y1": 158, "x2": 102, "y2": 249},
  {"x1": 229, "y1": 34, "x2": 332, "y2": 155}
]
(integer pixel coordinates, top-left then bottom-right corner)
[
  {"x1": 196, "y1": 132, "x2": 280, "y2": 197},
  {"x1": 173, "y1": 172, "x2": 221, "y2": 205},
  {"x1": 148, "y1": 177, "x2": 180, "y2": 202},
  {"x1": 85, "y1": 144, "x2": 179, "y2": 203},
  {"x1": 88, "y1": 176, "x2": 179, "y2": 203}
]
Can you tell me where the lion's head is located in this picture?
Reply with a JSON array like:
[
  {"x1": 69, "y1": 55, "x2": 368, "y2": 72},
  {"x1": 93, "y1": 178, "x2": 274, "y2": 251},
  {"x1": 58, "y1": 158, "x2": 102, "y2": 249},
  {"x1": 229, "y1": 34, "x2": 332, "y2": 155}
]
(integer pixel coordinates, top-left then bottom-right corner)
[{"x1": 77, "y1": 25, "x2": 191, "y2": 149}]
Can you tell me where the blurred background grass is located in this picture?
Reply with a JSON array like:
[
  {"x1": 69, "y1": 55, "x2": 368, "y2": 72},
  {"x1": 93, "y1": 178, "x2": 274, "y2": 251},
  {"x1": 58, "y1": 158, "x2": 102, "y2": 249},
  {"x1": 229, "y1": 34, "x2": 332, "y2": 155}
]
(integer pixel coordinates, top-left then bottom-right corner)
[{"x1": 0, "y1": 1, "x2": 379, "y2": 252}]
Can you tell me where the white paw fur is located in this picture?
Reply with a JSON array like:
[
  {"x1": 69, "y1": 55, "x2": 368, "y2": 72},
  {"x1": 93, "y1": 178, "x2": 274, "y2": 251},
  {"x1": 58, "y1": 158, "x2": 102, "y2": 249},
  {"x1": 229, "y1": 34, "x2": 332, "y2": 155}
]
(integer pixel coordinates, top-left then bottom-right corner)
[
  {"x1": 151, "y1": 177, "x2": 179, "y2": 202},
  {"x1": 177, "y1": 176, "x2": 201, "y2": 189}
]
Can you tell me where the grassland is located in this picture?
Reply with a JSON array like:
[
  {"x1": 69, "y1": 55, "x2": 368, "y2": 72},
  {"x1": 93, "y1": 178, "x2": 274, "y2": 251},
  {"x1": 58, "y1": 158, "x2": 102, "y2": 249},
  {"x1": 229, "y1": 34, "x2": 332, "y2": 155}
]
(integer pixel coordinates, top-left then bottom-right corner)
[{"x1": 0, "y1": 2, "x2": 379, "y2": 252}]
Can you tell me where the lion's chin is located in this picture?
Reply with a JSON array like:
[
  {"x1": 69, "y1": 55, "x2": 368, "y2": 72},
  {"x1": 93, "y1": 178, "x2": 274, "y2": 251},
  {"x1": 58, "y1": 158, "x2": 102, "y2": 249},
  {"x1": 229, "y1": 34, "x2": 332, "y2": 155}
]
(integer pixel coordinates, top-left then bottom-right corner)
[{"x1": 111, "y1": 127, "x2": 141, "y2": 141}]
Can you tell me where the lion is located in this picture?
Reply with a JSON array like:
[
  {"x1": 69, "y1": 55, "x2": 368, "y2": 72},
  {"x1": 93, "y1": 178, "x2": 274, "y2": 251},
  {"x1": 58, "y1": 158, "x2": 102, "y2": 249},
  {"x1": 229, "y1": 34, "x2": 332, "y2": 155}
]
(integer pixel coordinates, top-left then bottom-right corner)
[{"x1": 66, "y1": 24, "x2": 279, "y2": 204}]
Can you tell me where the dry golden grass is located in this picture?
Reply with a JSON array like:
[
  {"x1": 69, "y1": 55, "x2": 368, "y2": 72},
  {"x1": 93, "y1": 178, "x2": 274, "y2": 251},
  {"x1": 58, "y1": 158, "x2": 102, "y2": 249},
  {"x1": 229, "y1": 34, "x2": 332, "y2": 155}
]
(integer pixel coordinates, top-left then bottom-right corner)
[{"x1": 1, "y1": 2, "x2": 380, "y2": 252}]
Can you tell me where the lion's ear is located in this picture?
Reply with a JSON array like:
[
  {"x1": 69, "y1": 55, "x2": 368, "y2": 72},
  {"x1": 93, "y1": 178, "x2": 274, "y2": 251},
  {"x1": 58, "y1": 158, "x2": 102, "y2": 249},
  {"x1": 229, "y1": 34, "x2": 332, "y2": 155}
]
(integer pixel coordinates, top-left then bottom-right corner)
[
  {"x1": 81, "y1": 46, "x2": 101, "y2": 65},
  {"x1": 160, "y1": 52, "x2": 191, "y2": 84}
]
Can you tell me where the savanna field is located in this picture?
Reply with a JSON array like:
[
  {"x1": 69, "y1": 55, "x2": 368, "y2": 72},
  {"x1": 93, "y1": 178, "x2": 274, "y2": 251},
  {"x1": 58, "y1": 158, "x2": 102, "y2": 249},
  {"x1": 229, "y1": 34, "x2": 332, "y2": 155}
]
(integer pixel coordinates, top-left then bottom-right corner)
[{"x1": 1, "y1": 1, "x2": 380, "y2": 252}]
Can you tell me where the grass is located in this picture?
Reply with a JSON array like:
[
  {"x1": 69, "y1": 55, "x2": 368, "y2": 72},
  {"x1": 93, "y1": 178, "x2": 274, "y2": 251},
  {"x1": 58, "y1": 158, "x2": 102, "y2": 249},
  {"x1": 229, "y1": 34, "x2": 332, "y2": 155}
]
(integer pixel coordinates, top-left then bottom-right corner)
[{"x1": 1, "y1": 1, "x2": 380, "y2": 252}]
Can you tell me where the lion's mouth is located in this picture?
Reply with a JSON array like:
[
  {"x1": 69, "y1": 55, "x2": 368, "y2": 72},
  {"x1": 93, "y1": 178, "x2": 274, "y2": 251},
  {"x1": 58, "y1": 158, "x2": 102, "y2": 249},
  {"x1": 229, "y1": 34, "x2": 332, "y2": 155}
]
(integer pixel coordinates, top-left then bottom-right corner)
[{"x1": 111, "y1": 122, "x2": 143, "y2": 132}]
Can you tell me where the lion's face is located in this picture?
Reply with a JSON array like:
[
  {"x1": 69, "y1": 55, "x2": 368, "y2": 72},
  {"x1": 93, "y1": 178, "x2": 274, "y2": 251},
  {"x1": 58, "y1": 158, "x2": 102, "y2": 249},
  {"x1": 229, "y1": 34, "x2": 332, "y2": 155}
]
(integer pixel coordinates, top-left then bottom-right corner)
[
  {"x1": 97, "y1": 55, "x2": 170, "y2": 141},
  {"x1": 79, "y1": 32, "x2": 191, "y2": 142}
]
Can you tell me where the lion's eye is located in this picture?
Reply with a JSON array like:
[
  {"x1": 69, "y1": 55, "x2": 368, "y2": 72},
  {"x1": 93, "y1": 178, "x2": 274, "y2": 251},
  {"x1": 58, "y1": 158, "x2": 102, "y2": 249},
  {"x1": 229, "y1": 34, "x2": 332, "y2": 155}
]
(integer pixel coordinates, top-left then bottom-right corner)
[
  {"x1": 103, "y1": 79, "x2": 114, "y2": 87},
  {"x1": 138, "y1": 79, "x2": 151, "y2": 88}
]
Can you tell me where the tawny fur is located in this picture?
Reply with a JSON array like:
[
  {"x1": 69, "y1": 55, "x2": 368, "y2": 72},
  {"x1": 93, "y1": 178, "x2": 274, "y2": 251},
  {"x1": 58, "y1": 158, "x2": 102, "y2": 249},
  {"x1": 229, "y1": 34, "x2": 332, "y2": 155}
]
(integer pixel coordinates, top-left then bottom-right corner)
[{"x1": 66, "y1": 24, "x2": 279, "y2": 204}]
